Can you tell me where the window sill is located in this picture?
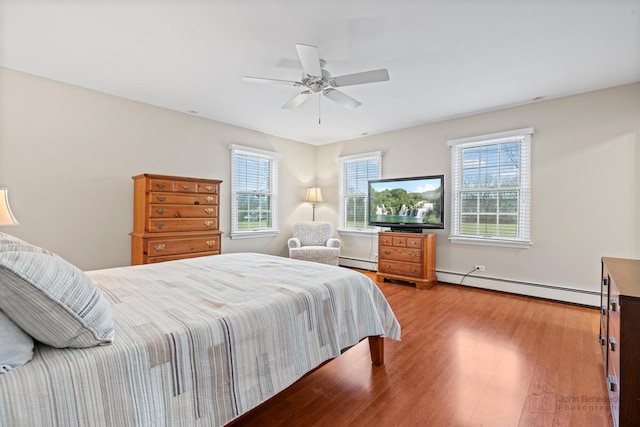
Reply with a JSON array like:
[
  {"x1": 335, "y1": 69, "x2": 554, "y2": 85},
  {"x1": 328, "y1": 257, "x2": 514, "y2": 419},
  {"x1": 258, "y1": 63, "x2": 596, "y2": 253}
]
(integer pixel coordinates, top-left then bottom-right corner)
[
  {"x1": 230, "y1": 230, "x2": 279, "y2": 240},
  {"x1": 338, "y1": 228, "x2": 379, "y2": 237},
  {"x1": 449, "y1": 235, "x2": 531, "y2": 249}
]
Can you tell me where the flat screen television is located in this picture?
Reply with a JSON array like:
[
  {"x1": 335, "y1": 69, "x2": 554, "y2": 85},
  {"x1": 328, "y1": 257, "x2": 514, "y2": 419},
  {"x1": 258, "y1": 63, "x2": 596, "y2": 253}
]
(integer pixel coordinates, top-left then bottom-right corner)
[{"x1": 368, "y1": 175, "x2": 444, "y2": 232}]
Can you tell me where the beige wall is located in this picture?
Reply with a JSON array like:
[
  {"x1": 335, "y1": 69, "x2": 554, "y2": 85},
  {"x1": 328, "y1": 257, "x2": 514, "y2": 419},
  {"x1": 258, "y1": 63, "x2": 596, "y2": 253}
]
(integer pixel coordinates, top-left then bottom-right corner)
[
  {"x1": 2, "y1": 66, "x2": 638, "y2": 305},
  {"x1": 0, "y1": 67, "x2": 317, "y2": 270},
  {"x1": 318, "y1": 83, "x2": 640, "y2": 304}
]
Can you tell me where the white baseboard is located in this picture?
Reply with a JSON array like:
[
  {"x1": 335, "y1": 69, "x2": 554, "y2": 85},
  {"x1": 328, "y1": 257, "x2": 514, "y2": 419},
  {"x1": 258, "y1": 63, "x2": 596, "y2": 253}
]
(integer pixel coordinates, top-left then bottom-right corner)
[
  {"x1": 436, "y1": 271, "x2": 600, "y2": 307},
  {"x1": 339, "y1": 256, "x2": 377, "y2": 271}
]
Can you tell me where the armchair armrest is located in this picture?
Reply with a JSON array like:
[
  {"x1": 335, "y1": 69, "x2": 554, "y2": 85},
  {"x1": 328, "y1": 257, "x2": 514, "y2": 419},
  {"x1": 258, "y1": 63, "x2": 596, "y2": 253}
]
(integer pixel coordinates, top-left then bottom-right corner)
[
  {"x1": 288, "y1": 238, "x2": 301, "y2": 250},
  {"x1": 326, "y1": 238, "x2": 341, "y2": 249}
]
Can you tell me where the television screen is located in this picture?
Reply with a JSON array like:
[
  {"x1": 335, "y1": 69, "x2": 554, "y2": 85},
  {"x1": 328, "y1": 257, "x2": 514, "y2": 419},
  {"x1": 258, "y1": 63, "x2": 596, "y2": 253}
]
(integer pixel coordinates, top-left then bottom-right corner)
[{"x1": 368, "y1": 175, "x2": 444, "y2": 231}]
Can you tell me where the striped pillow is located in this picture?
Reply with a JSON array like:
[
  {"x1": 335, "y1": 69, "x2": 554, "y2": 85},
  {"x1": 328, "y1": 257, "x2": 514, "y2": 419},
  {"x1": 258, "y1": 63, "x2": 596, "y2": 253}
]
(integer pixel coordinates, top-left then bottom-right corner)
[
  {"x1": 0, "y1": 244, "x2": 114, "y2": 348},
  {"x1": 0, "y1": 232, "x2": 47, "y2": 253}
]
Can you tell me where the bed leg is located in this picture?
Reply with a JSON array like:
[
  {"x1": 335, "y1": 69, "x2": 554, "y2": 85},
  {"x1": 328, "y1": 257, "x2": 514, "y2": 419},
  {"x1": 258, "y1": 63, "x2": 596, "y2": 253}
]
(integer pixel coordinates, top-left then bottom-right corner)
[{"x1": 368, "y1": 336, "x2": 384, "y2": 366}]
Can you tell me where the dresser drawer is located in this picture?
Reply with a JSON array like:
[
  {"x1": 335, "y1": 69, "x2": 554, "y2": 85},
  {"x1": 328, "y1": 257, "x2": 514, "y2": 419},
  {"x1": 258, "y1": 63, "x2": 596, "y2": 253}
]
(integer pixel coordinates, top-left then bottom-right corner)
[
  {"x1": 607, "y1": 358, "x2": 620, "y2": 424},
  {"x1": 405, "y1": 237, "x2": 423, "y2": 249},
  {"x1": 378, "y1": 260, "x2": 422, "y2": 278},
  {"x1": 147, "y1": 218, "x2": 219, "y2": 232},
  {"x1": 149, "y1": 204, "x2": 219, "y2": 218},
  {"x1": 148, "y1": 193, "x2": 218, "y2": 205},
  {"x1": 608, "y1": 294, "x2": 621, "y2": 378},
  {"x1": 173, "y1": 180, "x2": 198, "y2": 193},
  {"x1": 196, "y1": 182, "x2": 218, "y2": 194},
  {"x1": 379, "y1": 246, "x2": 422, "y2": 263},
  {"x1": 380, "y1": 235, "x2": 394, "y2": 246},
  {"x1": 149, "y1": 179, "x2": 175, "y2": 192},
  {"x1": 146, "y1": 235, "x2": 220, "y2": 257}
]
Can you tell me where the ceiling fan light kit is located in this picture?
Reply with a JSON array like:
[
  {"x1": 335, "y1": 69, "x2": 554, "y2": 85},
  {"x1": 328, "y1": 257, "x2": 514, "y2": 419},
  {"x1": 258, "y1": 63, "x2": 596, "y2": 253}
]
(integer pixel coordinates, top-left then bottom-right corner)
[{"x1": 244, "y1": 43, "x2": 390, "y2": 113}]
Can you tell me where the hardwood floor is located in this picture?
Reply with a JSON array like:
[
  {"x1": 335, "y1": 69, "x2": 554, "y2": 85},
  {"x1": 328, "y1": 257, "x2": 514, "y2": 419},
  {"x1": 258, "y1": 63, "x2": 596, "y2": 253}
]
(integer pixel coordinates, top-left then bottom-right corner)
[{"x1": 230, "y1": 270, "x2": 612, "y2": 427}]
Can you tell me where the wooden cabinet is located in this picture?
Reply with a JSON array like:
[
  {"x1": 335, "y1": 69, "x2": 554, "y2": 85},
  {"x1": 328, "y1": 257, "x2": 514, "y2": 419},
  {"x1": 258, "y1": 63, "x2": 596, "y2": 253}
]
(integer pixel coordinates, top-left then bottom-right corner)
[
  {"x1": 131, "y1": 174, "x2": 222, "y2": 265},
  {"x1": 600, "y1": 257, "x2": 640, "y2": 427},
  {"x1": 377, "y1": 231, "x2": 436, "y2": 290}
]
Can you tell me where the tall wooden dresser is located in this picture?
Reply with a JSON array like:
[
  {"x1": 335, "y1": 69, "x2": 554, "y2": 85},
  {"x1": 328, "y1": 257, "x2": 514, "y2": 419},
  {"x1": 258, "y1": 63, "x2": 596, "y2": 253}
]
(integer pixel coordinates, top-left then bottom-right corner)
[
  {"x1": 131, "y1": 174, "x2": 222, "y2": 265},
  {"x1": 600, "y1": 257, "x2": 640, "y2": 427},
  {"x1": 377, "y1": 231, "x2": 437, "y2": 289}
]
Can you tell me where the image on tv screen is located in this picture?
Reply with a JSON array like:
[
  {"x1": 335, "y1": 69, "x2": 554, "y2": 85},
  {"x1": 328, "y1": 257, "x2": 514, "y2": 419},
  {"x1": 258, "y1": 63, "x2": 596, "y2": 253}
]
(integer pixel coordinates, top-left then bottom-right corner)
[{"x1": 369, "y1": 176, "x2": 443, "y2": 226}]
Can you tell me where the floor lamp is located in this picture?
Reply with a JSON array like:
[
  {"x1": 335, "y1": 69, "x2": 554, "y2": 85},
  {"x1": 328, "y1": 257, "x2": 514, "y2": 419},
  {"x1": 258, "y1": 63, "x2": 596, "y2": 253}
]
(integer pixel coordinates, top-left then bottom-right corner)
[
  {"x1": 305, "y1": 186, "x2": 323, "y2": 221},
  {"x1": 0, "y1": 188, "x2": 19, "y2": 226}
]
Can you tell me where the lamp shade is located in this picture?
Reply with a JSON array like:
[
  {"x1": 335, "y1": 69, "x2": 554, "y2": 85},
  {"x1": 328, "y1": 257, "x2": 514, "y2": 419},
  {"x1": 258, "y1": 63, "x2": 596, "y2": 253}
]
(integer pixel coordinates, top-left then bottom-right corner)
[
  {"x1": 0, "y1": 189, "x2": 19, "y2": 226},
  {"x1": 305, "y1": 186, "x2": 323, "y2": 203}
]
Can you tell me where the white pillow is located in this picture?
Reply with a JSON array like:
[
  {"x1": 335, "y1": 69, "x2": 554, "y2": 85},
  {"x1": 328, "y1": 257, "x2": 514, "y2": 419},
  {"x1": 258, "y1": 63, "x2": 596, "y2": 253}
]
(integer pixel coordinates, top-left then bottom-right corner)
[
  {"x1": 0, "y1": 236, "x2": 115, "y2": 348},
  {"x1": 0, "y1": 310, "x2": 34, "y2": 373}
]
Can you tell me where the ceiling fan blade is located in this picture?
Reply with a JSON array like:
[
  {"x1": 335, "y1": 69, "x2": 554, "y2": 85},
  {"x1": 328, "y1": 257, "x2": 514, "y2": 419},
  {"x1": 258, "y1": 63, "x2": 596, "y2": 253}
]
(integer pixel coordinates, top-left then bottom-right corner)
[
  {"x1": 282, "y1": 90, "x2": 312, "y2": 109},
  {"x1": 332, "y1": 69, "x2": 390, "y2": 87},
  {"x1": 323, "y1": 89, "x2": 362, "y2": 111},
  {"x1": 295, "y1": 44, "x2": 322, "y2": 77},
  {"x1": 243, "y1": 76, "x2": 301, "y2": 86}
]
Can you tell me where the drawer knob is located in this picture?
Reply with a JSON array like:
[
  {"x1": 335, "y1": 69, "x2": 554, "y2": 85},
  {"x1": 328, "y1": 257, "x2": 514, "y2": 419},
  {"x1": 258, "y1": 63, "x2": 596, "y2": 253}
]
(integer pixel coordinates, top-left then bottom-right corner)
[
  {"x1": 155, "y1": 208, "x2": 166, "y2": 214},
  {"x1": 609, "y1": 336, "x2": 617, "y2": 352},
  {"x1": 602, "y1": 277, "x2": 608, "y2": 286},
  {"x1": 204, "y1": 220, "x2": 214, "y2": 227},
  {"x1": 154, "y1": 243, "x2": 166, "y2": 251},
  {"x1": 409, "y1": 252, "x2": 417, "y2": 258},
  {"x1": 156, "y1": 195, "x2": 166, "y2": 202},
  {"x1": 156, "y1": 183, "x2": 166, "y2": 189},
  {"x1": 204, "y1": 208, "x2": 214, "y2": 215},
  {"x1": 611, "y1": 298, "x2": 618, "y2": 312},
  {"x1": 601, "y1": 305, "x2": 607, "y2": 316},
  {"x1": 384, "y1": 250, "x2": 391, "y2": 255},
  {"x1": 155, "y1": 222, "x2": 165, "y2": 229},
  {"x1": 182, "y1": 184, "x2": 192, "y2": 190},
  {"x1": 205, "y1": 196, "x2": 215, "y2": 203},
  {"x1": 608, "y1": 375, "x2": 617, "y2": 392},
  {"x1": 599, "y1": 334, "x2": 606, "y2": 346},
  {"x1": 205, "y1": 185, "x2": 215, "y2": 192},
  {"x1": 409, "y1": 267, "x2": 417, "y2": 273},
  {"x1": 206, "y1": 240, "x2": 216, "y2": 248}
]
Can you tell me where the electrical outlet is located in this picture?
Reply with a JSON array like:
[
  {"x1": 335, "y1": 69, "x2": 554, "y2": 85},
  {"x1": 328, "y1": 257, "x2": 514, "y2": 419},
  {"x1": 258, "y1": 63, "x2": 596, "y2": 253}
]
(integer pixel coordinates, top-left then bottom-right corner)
[{"x1": 475, "y1": 265, "x2": 486, "y2": 272}]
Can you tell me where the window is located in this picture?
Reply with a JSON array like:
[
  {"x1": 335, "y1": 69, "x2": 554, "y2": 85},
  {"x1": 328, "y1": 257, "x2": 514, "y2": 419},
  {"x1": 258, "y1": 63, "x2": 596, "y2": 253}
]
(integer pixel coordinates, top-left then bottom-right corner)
[
  {"x1": 336, "y1": 151, "x2": 383, "y2": 233},
  {"x1": 230, "y1": 144, "x2": 281, "y2": 239},
  {"x1": 448, "y1": 128, "x2": 532, "y2": 248}
]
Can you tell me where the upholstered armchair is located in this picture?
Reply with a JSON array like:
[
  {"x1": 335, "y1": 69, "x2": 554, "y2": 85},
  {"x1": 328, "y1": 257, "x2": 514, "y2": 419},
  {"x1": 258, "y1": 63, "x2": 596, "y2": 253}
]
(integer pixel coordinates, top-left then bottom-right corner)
[{"x1": 287, "y1": 222, "x2": 341, "y2": 266}]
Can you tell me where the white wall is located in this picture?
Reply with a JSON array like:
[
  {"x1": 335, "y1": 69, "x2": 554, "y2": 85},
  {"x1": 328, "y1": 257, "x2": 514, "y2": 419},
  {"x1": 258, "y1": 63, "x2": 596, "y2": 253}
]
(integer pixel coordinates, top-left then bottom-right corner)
[
  {"x1": 0, "y1": 68, "x2": 317, "y2": 270},
  {"x1": 317, "y1": 83, "x2": 640, "y2": 305}
]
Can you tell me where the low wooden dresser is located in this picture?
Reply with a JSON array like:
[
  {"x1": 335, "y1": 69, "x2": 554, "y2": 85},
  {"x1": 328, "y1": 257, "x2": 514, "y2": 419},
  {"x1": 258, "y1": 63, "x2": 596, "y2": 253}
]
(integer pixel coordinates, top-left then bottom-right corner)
[
  {"x1": 376, "y1": 231, "x2": 437, "y2": 290},
  {"x1": 600, "y1": 257, "x2": 640, "y2": 427},
  {"x1": 131, "y1": 173, "x2": 222, "y2": 265}
]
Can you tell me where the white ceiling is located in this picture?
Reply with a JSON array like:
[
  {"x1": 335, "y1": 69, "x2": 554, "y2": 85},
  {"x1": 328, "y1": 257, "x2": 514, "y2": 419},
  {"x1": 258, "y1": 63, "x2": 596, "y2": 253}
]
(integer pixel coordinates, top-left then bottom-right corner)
[{"x1": 1, "y1": 0, "x2": 639, "y2": 145}]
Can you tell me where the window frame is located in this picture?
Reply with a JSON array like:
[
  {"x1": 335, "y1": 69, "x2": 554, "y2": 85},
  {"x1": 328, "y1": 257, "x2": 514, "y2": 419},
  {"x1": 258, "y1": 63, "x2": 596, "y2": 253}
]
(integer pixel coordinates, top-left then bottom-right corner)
[
  {"x1": 229, "y1": 144, "x2": 281, "y2": 239},
  {"x1": 448, "y1": 128, "x2": 533, "y2": 248},
  {"x1": 335, "y1": 151, "x2": 383, "y2": 235}
]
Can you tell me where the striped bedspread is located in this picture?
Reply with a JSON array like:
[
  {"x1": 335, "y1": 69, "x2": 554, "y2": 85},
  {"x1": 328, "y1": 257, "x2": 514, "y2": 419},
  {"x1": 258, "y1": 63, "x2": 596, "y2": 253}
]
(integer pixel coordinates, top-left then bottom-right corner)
[{"x1": 0, "y1": 253, "x2": 400, "y2": 426}]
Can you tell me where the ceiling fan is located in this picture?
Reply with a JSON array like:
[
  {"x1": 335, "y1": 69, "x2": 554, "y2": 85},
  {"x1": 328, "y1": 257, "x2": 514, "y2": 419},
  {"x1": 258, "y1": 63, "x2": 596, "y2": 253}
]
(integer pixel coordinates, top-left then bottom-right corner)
[{"x1": 243, "y1": 44, "x2": 390, "y2": 111}]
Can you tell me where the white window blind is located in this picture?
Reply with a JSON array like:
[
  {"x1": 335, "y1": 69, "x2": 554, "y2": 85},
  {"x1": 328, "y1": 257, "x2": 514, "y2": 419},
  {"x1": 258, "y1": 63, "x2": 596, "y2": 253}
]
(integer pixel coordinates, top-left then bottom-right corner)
[
  {"x1": 336, "y1": 151, "x2": 383, "y2": 232},
  {"x1": 229, "y1": 144, "x2": 281, "y2": 239},
  {"x1": 448, "y1": 128, "x2": 532, "y2": 248}
]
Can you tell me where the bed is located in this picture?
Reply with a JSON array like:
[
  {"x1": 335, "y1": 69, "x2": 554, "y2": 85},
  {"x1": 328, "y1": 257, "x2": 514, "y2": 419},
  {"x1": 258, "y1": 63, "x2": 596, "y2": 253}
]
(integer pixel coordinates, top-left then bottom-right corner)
[{"x1": 0, "y1": 250, "x2": 401, "y2": 426}]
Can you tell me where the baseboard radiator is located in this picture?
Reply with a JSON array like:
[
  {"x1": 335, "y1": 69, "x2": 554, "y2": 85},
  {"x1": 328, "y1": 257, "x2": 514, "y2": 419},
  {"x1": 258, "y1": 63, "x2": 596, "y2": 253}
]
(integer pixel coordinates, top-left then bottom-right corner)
[{"x1": 339, "y1": 257, "x2": 600, "y2": 307}]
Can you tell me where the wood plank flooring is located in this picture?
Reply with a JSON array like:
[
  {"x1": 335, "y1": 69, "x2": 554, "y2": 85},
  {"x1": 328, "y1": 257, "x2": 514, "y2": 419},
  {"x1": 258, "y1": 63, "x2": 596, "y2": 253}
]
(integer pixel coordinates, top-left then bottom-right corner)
[{"x1": 229, "y1": 270, "x2": 612, "y2": 427}]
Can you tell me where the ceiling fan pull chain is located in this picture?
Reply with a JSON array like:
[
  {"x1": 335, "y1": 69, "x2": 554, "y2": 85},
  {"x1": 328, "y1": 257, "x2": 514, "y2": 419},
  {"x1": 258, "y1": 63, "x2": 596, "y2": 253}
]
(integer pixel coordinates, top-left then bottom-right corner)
[{"x1": 318, "y1": 93, "x2": 321, "y2": 125}]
